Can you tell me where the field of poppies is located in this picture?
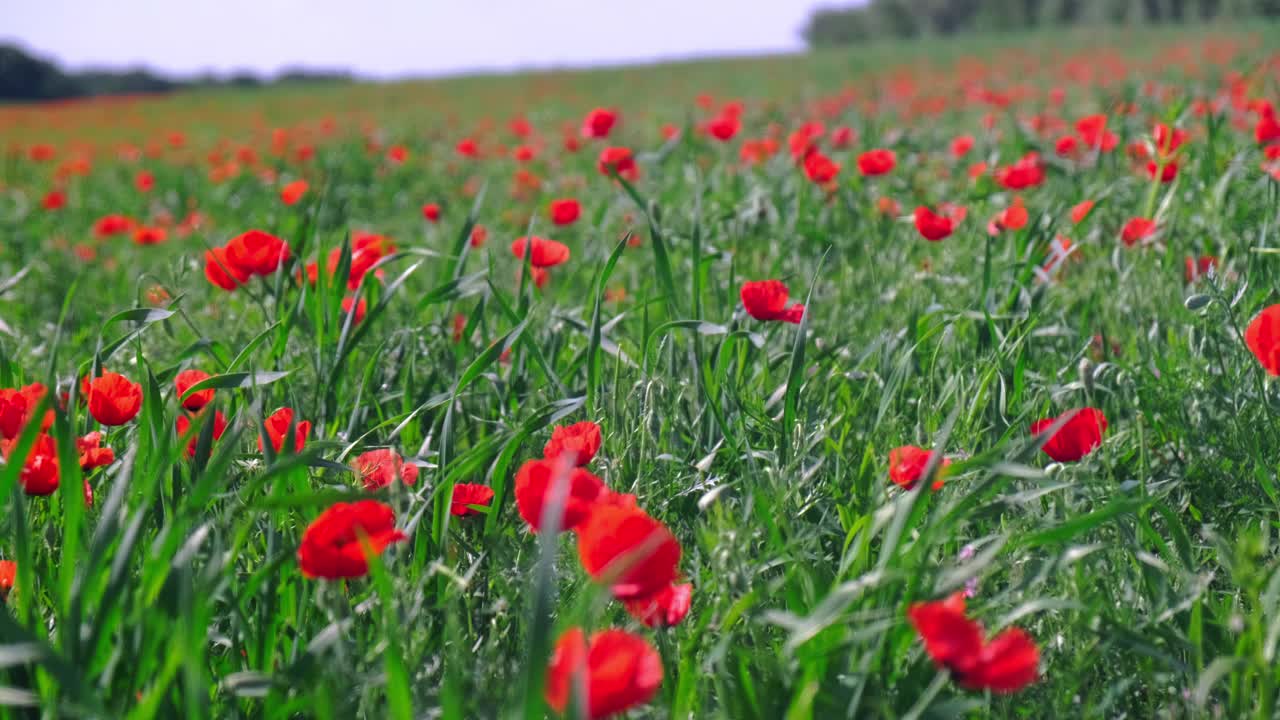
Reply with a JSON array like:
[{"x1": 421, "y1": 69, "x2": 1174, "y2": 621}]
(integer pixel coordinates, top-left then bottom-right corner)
[{"x1": 2, "y1": 24, "x2": 1280, "y2": 719}]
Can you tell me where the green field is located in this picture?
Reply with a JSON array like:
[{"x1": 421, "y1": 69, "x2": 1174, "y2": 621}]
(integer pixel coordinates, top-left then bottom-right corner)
[{"x1": 2, "y1": 24, "x2": 1280, "y2": 719}]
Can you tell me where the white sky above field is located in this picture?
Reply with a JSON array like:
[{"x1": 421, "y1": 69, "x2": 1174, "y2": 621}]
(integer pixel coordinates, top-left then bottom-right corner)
[{"x1": 3, "y1": 0, "x2": 831, "y2": 78}]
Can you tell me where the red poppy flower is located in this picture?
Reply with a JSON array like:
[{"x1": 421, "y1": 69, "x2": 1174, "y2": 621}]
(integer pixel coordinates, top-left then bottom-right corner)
[
  {"x1": 85, "y1": 372, "x2": 142, "y2": 426},
  {"x1": 706, "y1": 114, "x2": 740, "y2": 142},
  {"x1": 950, "y1": 135, "x2": 974, "y2": 158},
  {"x1": 1, "y1": 432, "x2": 60, "y2": 495},
  {"x1": 513, "y1": 145, "x2": 536, "y2": 163},
  {"x1": 914, "y1": 205, "x2": 964, "y2": 241},
  {"x1": 226, "y1": 230, "x2": 291, "y2": 276},
  {"x1": 1184, "y1": 255, "x2": 1218, "y2": 283},
  {"x1": 1055, "y1": 135, "x2": 1079, "y2": 157},
  {"x1": 94, "y1": 214, "x2": 134, "y2": 238},
  {"x1": 1070, "y1": 200, "x2": 1094, "y2": 224},
  {"x1": 387, "y1": 145, "x2": 408, "y2": 164},
  {"x1": 582, "y1": 108, "x2": 618, "y2": 139},
  {"x1": 297, "y1": 500, "x2": 406, "y2": 579},
  {"x1": 42, "y1": 190, "x2": 66, "y2": 210},
  {"x1": 1246, "y1": 304, "x2": 1280, "y2": 375},
  {"x1": 176, "y1": 410, "x2": 227, "y2": 458},
  {"x1": 0, "y1": 560, "x2": 14, "y2": 601},
  {"x1": 511, "y1": 237, "x2": 570, "y2": 268},
  {"x1": 173, "y1": 369, "x2": 213, "y2": 412},
  {"x1": 908, "y1": 592, "x2": 1038, "y2": 694},
  {"x1": 1075, "y1": 114, "x2": 1117, "y2": 152},
  {"x1": 204, "y1": 246, "x2": 251, "y2": 291},
  {"x1": 740, "y1": 280, "x2": 805, "y2": 323},
  {"x1": 456, "y1": 138, "x2": 480, "y2": 158},
  {"x1": 803, "y1": 152, "x2": 840, "y2": 184},
  {"x1": 513, "y1": 458, "x2": 607, "y2": 532},
  {"x1": 1153, "y1": 123, "x2": 1188, "y2": 157},
  {"x1": 1030, "y1": 407, "x2": 1108, "y2": 462},
  {"x1": 543, "y1": 421, "x2": 602, "y2": 466},
  {"x1": 135, "y1": 170, "x2": 154, "y2": 193},
  {"x1": 831, "y1": 126, "x2": 856, "y2": 149},
  {"x1": 549, "y1": 198, "x2": 581, "y2": 226},
  {"x1": 545, "y1": 627, "x2": 662, "y2": 720},
  {"x1": 598, "y1": 147, "x2": 637, "y2": 180},
  {"x1": 1120, "y1": 217, "x2": 1156, "y2": 246},
  {"x1": 256, "y1": 407, "x2": 311, "y2": 455},
  {"x1": 577, "y1": 504, "x2": 681, "y2": 600},
  {"x1": 353, "y1": 448, "x2": 420, "y2": 490},
  {"x1": 0, "y1": 383, "x2": 52, "y2": 439},
  {"x1": 994, "y1": 153, "x2": 1045, "y2": 190},
  {"x1": 341, "y1": 297, "x2": 367, "y2": 324},
  {"x1": 623, "y1": 582, "x2": 692, "y2": 628},
  {"x1": 1146, "y1": 161, "x2": 1178, "y2": 183},
  {"x1": 281, "y1": 180, "x2": 308, "y2": 206},
  {"x1": 422, "y1": 203, "x2": 441, "y2": 222},
  {"x1": 470, "y1": 225, "x2": 488, "y2": 248},
  {"x1": 987, "y1": 198, "x2": 1028, "y2": 235},
  {"x1": 888, "y1": 445, "x2": 952, "y2": 491},
  {"x1": 76, "y1": 431, "x2": 115, "y2": 471},
  {"x1": 1257, "y1": 114, "x2": 1280, "y2": 145},
  {"x1": 857, "y1": 149, "x2": 896, "y2": 176},
  {"x1": 132, "y1": 226, "x2": 166, "y2": 245},
  {"x1": 449, "y1": 483, "x2": 494, "y2": 517}
]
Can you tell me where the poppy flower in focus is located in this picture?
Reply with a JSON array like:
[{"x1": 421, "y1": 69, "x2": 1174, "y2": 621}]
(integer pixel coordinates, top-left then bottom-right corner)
[
  {"x1": 1184, "y1": 255, "x2": 1218, "y2": 283},
  {"x1": 1070, "y1": 200, "x2": 1094, "y2": 224},
  {"x1": 914, "y1": 205, "x2": 965, "y2": 241},
  {"x1": 803, "y1": 152, "x2": 840, "y2": 184},
  {"x1": 449, "y1": 483, "x2": 495, "y2": 516},
  {"x1": 950, "y1": 135, "x2": 974, "y2": 158},
  {"x1": 623, "y1": 582, "x2": 692, "y2": 628},
  {"x1": 175, "y1": 410, "x2": 227, "y2": 458},
  {"x1": 94, "y1": 215, "x2": 133, "y2": 238},
  {"x1": 888, "y1": 445, "x2": 952, "y2": 491},
  {"x1": 511, "y1": 236, "x2": 570, "y2": 268},
  {"x1": 577, "y1": 503, "x2": 681, "y2": 600},
  {"x1": 297, "y1": 500, "x2": 406, "y2": 579},
  {"x1": 0, "y1": 560, "x2": 14, "y2": 601},
  {"x1": 257, "y1": 407, "x2": 311, "y2": 455},
  {"x1": 543, "y1": 421, "x2": 602, "y2": 466},
  {"x1": 42, "y1": 190, "x2": 66, "y2": 210},
  {"x1": 994, "y1": 153, "x2": 1045, "y2": 190},
  {"x1": 85, "y1": 372, "x2": 142, "y2": 426},
  {"x1": 987, "y1": 197, "x2": 1028, "y2": 235},
  {"x1": 706, "y1": 114, "x2": 740, "y2": 142},
  {"x1": 174, "y1": 369, "x2": 213, "y2": 411},
  {"x1": 1030, "y1": 407, "x2": 1108, "y2": 462},
  {"x1": 204, "y1": 246, "x2": 251, "y2": 291},
  {"x1": 132, "y1": 226, "x2": 166, "y2": 245},
  {"x1": 226, "y1": 229, "x2": 291, "y2": 276},
  {"x1": 1120, "y1": 217, "x2": 1156, "y2": 246},
  {"x1": 544, "y1": 627, "x2": 662, "y2": 720},
  {"x1": 281, "y1": 180, "x2": 308, "y2": 206},
  {"x1": 908, "y1": 592, "x2": 1039, "y2": 693},
  {"x1": 513, "y1": 458, "x2": 607, "y2": 532},
  {"x1": 353, "y1": 448, "x2": 420, "y2": 491},
  {"x1": 1245, "y1": 304, "x2": 1280, "y2": 375},
  {"x1": 1, "y1": 432, "x2": 60, "y2": 495},
  {"x1": 549, "y1": 198, "x2": 581, "y2": 226},
  {"x1": 76, "y1": 431, "x2": 115, "y2": 471},
  {"x1": 582, "y1": 108, "x2": 618, "y2": 139},
  {"x1": 858, "y1": 149, "x2": 896, "y2": 176},
  {"x1": 598, "y1": 147, "x2": 637, "y2": 180},
  {"x1": 740, "y1": 280, "x2": 805, "y2": 323}
]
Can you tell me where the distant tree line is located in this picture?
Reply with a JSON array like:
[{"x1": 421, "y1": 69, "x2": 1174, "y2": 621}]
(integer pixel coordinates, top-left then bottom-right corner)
[
  {"x1": 802, "y1": 0, "x2": 1280, "y2": 46},
  {"x1": 0, "y1": 44, "x2": 352, "y2": 102}
]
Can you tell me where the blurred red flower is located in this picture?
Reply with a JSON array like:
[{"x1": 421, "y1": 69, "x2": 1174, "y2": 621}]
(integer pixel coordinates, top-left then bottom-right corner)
[
  {"x1": 174, "y1": 369, "x2": 213, "y2": 411},
  {"x1": 281, "y1": 180, "x2": 308, "y2": 206},
  {"x1": 204, "y1": 246, "x2": 251, "y2": 291},
  {"x1": 545, "y1": 627, "x2": 662, "y2": 719},
  {"x1": 258, "y1": 407, "x2": 311, "y2": 454},
  {"x1": 549, "y1": 198, "x2": 581, "y2": 226},
  {"x1": 1184, "y1": 255, "x2": 1218, "y2": 284},
  {"x1": 298, "y1": 500, "x2": 406, "y2": 579},
  {"x1": 450, "y1": 483, "x2": 495, "y2": 517},
  {"x1": 511, "y1": 236, "x2": 570, "y2": 268},
  {"x1": 598, "y1": 147, "x2": 637, "y2": 180},
  {"x1": 176, "y1": 410, "x2": 227, "y2": 458},
  {"x1": 623, "y1": 582, "x2": 692, "y2": 628},
  {"x1": 1030, "y1": 407, "x2": 1108, "y2": 462},
  {"x1": 740, "y1": 280, "x2": 805, "y2": 323},
  {"x1": 543, "y1": 421, "x2": 602, "y2": 466},
  {"x1": 994, "y1": 153, "x2": 1045, "y2": 190},
  {"x1": 1120, "y1": 217, "x2": 1156, "y2": 246},
  {"x1": 1245, "y1": 304, "x2": 1280, "y2": 375},
  {"x1": 803, "y1": 152, "x2": 840, "y2": 184},
  {"x1": 513, "y1": 458, "x2": 607, "y2": 532},
  {"x1": 42, "y1": 189, "x2": 66, "y2": 210},
  {"x1": 226, "y1": 230, "x2": 291, "y2": 276},
  {"x1": 422, "y1": 203, "x2": 441, "y2": 222},
  {"x1": 908, "y1": 592, "x2": 1038, "y2": 693},
  {"x1": 888, "y1": 445, "x2": 951, "y2": 491},
  {"x1": 353, "y1": 448, "x2": 420, "y2": 491},
  {"x1": 582, "y1": 108, "x2": 618, "y2": 139},
  {"x1": 1069, "y1": 200, "x2": 1094, "y2": 224},
  {"x1": 914, "y1": 205, "x2": 965, "y2": 241},
  {"x1": 857, "y1": 149, "x2": 896, "y2": 176},
  {"x1": 577, "y1": 504, "x2": 681, "y2": 600}
]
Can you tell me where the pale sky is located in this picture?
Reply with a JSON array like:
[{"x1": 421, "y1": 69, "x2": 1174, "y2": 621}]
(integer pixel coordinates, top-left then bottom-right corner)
[{"x1": 3, "y1": 0, "x2": 829, "y2": 78}]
